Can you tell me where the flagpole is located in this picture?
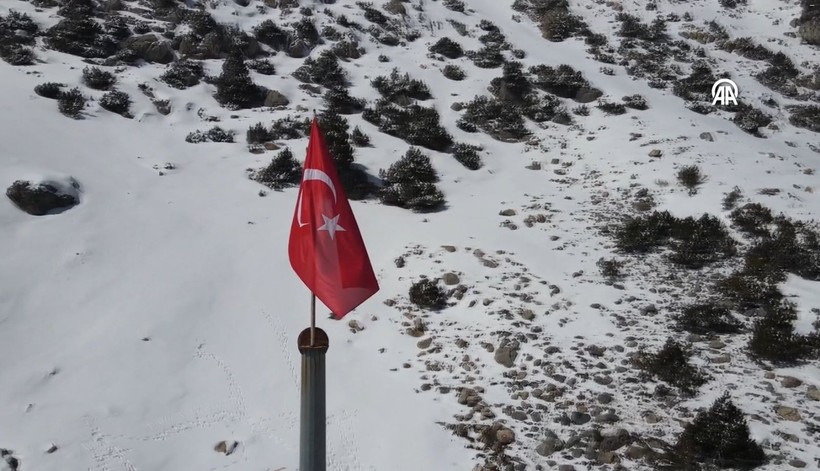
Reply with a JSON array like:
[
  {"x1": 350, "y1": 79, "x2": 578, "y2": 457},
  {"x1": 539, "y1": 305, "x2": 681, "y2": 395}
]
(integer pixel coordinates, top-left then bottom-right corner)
[
  {"x1": 298, "y1": 322, "x2": 327, "y2": 471},
  {"x1": 310, "y1": 293, "x2": 316, "y2": 347}
]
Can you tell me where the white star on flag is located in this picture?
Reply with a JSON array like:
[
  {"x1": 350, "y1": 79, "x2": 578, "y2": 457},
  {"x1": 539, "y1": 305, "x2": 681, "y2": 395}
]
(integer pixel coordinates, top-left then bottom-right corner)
[{"x1": 318, "y1": 214, "x2": 346, "y2": 240}]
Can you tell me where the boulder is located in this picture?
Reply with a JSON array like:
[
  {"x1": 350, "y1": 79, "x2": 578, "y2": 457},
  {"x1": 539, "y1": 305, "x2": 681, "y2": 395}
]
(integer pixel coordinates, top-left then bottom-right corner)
[
  {"x1": 123, "y1": 34, "x2": 174, "y2": 64},
  {"x1": 6, "y1": 178, "x2": 79, "y2": 216},
  {"x1": 264, "y1": 90, "x2": 290, "y2": 108}
]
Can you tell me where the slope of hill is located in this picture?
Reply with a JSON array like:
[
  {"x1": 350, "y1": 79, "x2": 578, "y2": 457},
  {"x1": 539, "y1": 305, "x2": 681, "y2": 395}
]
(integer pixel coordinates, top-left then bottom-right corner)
[{"x1": 1, "y1": 0, "x2": 819, "y2": 470}]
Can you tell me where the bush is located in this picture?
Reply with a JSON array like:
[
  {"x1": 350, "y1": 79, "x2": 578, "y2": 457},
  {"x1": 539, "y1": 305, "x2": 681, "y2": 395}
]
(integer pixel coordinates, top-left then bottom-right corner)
[
  {"x1": 633, "y1": 338, "x2": 707, "y2": 395},
  {"x1": 442, "y1": 64, "x2": 466, "y2": 81},
  {"x1": 721, "y1": 37, "x2": 773, "y2": 61},
  {"x1": 788, "y1": 105, "x2": 820, "y2": 133},
  {"x1": 672, "y1": 61, "x2": 719, "y2": 101},
  {"x1": 732, "y1": 106, "x2": 772, "y2": 136},
  {"x1": 677, "y1": 165, "x2": 706, "y2": 194},
  {"x1": 324, "y1": 86, "x2": 365, "y2": 114},
  {"x1": 0, "y1": 12, "x2": 38, "y2": 65},
  {"x1": 451, "y1": 143, "x2": 483, "y2": 170},
  {"x1": 248, "y1": 58, "x2": 276, "y2": 75},
  {"x1": 597, "y1": 257, "x2": 625, "y2": 280},
  {"x1": 442, "y1": 0, "x2": 465, "y2": 12},
  {"x1": 214, "y1": 49, "x2": 265, "y2": 109},
  {"x1": 380, "y1": 147, "x2": 445, "y2": 211},
  {"x1": 722, "y1": 186, "x2": 743, "y2": 210},
  {"x1": 529, "y1": 64, "x2": 601, "y2": 101},
  {"x1": 253, "y1": 147, "x2": 302, "y2": 190},
  {"x1": 748, "y1": 302, "x2": 816, "y2": 363},
  {"x1": 597, "y1": 101, "x2": 627, "y2": 115},
  {"x1": 82, "y1": 66, "x2": 116, "y2": 90},
  {"x1": 371, "y1": 68, "x2": 432, "y2": 105},
  {"x1": 253, "y1": 19, "x2": 290, "y2": 51},
  {"x1": 673, "y1": 393, "x2": 765, "y2": 469},
  {"x1": 755, "y1": 52, "x2": 799, "y2": 96},
  {"x1": 350, "y1": 126, "x2": 371, "y2": 147},
  {"x1": 730, "y1": 203, "x2": 774, "y2": 238},
  {"x1": 363, "y1": 99, "x2": 453, "y2": 151},
  {"x1": 409, "y1": 278, "x2": 447, "y2": 309},
  {"x1": 457, "y1": 95, "x2": 530, "y2": 142},
  {"x1": 331, "y1": 39, "x2": 363, "y2": 60},
  {"x1": 539, "y1": 8, "x2": 583, "y2": 42},
  {"x1": 270, "y1": 116, "x2": 311, "y2": 140},
  {"x1": 676, "y1": 303, "x2": 742, "y2": 335},
  {"x1": 358, "y1": 2, "x2": 388, "y2": 25},
  {"x1": 467, "y1": 46, "x2": 505, "y2": 68},
  {"x1": 488, "y1": 61, "x2": 532, "y2": 104},
  {"x1": 57, "y1": 87, "x2": 86, "y2": 118},
  {"x1": 99, "y1": 89, "x2": 131, "y2": 115},
  {"x1": 615, "y1": 211, "x2": 736, "y2": 268},
  {"x1": 429, "y1": 37, "x2": 463, "y2": 59},
  {"x1": 46, "y1": 15, "x2": 118, "y2": 58},
  {"x1": 34, "y1": 82, "x2": 65, "y2": 99},
  {"x1": 616, "y1": 13, "x2": 666, "y2": 41},
  {"x1": 623, "y1": 94, "x2": 648, "y2": 110},
  {"x1": 292, "y1": 50, "x2": 347, "y2": 89},
  {"x1": 318, "y1": 109, "x2": 354, "y2": 169},
  {"x1": 185, "y1": 126, "x2": 235, "y2": 143},
  {"x1": 247, "y1": 122, "x2": 273, "y2": 144},
  {"x1": 161, "y1": 60, "x2": 205, "y2": 89}
]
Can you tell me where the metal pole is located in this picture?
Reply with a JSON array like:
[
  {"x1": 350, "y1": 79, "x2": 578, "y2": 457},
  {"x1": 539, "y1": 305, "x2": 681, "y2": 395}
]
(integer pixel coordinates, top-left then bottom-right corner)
[
  {"x1": 310, "y1": 294, "x2": 316, "y2": 346},
  {"x1": 298, "y1": 326, "x2": 328, "y2": 471}
]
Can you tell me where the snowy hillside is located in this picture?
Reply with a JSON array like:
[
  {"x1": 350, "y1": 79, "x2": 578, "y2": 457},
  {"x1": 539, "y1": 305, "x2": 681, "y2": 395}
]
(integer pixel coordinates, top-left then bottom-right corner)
[{"x1": 1, "y1": 0, "x2": 819, "y2": 470}]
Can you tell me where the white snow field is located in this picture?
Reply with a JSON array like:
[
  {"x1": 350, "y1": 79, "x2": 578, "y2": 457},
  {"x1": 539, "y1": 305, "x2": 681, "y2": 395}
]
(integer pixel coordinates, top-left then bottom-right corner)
[{"x1": 1, "y1": 0, "x2": 819, "y2": 470}]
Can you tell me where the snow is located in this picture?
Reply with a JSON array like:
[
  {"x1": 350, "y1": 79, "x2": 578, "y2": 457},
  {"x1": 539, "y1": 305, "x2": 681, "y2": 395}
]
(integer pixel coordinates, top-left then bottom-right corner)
[{"x1": 1, "y1": 0, "x2": 819, "y2": 469}]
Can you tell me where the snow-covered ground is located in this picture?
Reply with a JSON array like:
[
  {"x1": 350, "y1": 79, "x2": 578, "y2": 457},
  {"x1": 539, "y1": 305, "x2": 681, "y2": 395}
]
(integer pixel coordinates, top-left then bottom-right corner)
[{"x1": 1, "y1": 0, "x2": 819, "y2": 470}]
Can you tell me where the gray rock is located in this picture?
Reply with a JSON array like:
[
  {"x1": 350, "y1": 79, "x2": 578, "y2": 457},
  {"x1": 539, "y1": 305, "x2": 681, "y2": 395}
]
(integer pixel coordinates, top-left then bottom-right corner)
[
  {"x1": 519, "y1": 309, "x2": 535, "y2": 321},
  {"x1": 781, "y1": 376, "x2": 802, "y2": 388},
  {"x1": 286, "y1": 38, "x2": 312, "y2": 58},
  {"x1": 494, "y1": 342, "x2": 519, "y2": 368},
  {"x1": 570, "y1": 412, "x2": 591, "y2": 425},
  {"x1": 643, "y1": 412, "x2": 661, "y2": 424},
  {"x1": 441, "y1": 245, "x2": 457, "y2": 252},
  {"x1": 599, "y1": 428, "x2": 630, "y2": 452},
  {"x1": 648, "y1": 149, "x2": 662, "y2": 158},
  {"x1": 417, "y1": 338, "x2": 433, "y2": 349},
  {"x1": 595, "y1": 412, "x2": 620, "y2": 424},
  {"x1": 641, "y1": 304, "x2": 658, "y2": 315},
  {"x1": 807, "y1": 386, "x2": 820, "y2": 401},
  {"x1": 625, "y1": 444, "x2": 648, "y2": 460},
  {"x1": 264, "y1": 90, "x2": 290, "y2": 108},
  {"x1": 594, "y1": 375, "x2": 613, "y2": 386},
  {"x1": 790, "y1": 459, "x2": 807, "y2": 468},
  {"x1": 450, "y1": 102, "x2": 464, "y2": 111},
  {"x1": 535, "y1": 435, "x2": 564, "y2": 456},
  {"x1": 6, "y1": 180, "x2": 79, "y2": 216},
  {"x1": 496, "y1": 427, "x2": 515, "y2": 445},
  {"x1": 499, "y1": 209, "x2": 517, "y2": 216},
  {"x1": 699, "y1": 132, "x2": 714, "y2": 142},
  {"x1": 597, "y1": 451, "x2": 620, "y2": 464},
  {"x1": 597, "y1": 393, "x2": 614, "y2": 404},
  {"x1": 776, "y1": 406, "x2": 801, "y2": 421},
  {"x1": 123, "y1": 34, "x2": 174, "y2": 63},
  {"x1": 799, "y1": 17, "x2": 820, "y2": 45},
  {"x1": 558, "y1": 466, "x2": 576, "y2": 471},
  {"x1": 442, "y1": 272, "x2": 460, "y2": 285}
]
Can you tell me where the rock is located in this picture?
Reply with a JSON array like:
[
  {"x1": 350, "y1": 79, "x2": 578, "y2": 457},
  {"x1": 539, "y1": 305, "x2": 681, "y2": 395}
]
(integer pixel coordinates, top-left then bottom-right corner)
[
  {"x1": 648, "y1": 149, "x2": 662, "y2": 158},
  {"x1": 570, "y1": 411, "x2": 591, "y2": 425},
  {"x1": 593, "y1": 375, "x2": 613, "y2": 385},
  {"x1": 263, "y1": 142, "x2": 280, "y2": 151},
  {"x1": 123, "y1": 34, "x2": 174, "y2": 63},
  {"x1": 597, "y1": 451, "x2": 620, "y2": 464},
  {"x1": 442, "y1": 272, "x2": 460, "y2": 285},
  {"x1": 643, "y1": 412, "x2": 661, "y2": 424},
  {"x1": 384, "y1": 0, "x2": 407, "y2": 15},
  {"x1": 496, "y1": 427, "x2": 515, "y2": 445},
  {"x1": 575, "y1": 87, "x2": 603, "y2": 103},
  {"x1": 595, "y1": 412, "x2": 620, "y2": 424},
  {"x1": 450, "y1": 102, "x2": 464, "y2": 111},
  {"x1": 394, "y1": 256, "x2": 405, "y2": 268},
  {"x1": 776, "y1": 406, "x2": 801, "y2": 421},
  {"x1": 597, "y1": 392, "x2": 614, "y2": 404},
  {"x1": 6, "y1": 178, "x2": 80, "y2": 216},
  {"x1": 526, "y1": 161, "x2": 542, "y2": 170},
  {"x1": 482, "y1": 259, "x2": 499, "y2": 268},
  {"x1": 558, "y1": 466, "x2": 576, "y2": 471},
  {"x1": 641, "y1": 304, "x2": 658, "y2": 315},
  {"x1": 599, "y1": 428, "x2": 630, "y2": 452},
  {"x1": 494, "y1": 342, "x2": 519, "y2": 368},
  {"x1": 234, "y1": 0, "x2": 250, "y2": 5},
  {"x1": 264, "y1": 90, "x2": 290, "y2": 108},
  {"x1": 499, "y1": 209, "x2": 517, "y2": 216},
  {"x1": 711, "y1": 354, "x2": 731, "y2": 364},
  {"x1": 348, "y1": 320, "x2": 364, "y2": 332},
  {"x1": 153, "y1": 99, "x2": 171, "y2": 115},
  {"x1": 625, "y1": 444, "x2": 648, "y2": 460},
  {"x1": 535, "y1": 434, "x2": 564, "y2": 456},
  {"x1": 519, "y1": 309, "x2": 535, "y2": 321},
  {"x1": 46, "y1": 444, "x2": 58, "y2": 454},
  {"x1": 417, "y1": 337, "x2": 433, "y2": 349},
  {"x1": 781, "y1": 376, "x2": 802, "y2": 388},
  {"x1": 807, "y1": 386, "x2": 820, "y2": 401},
  {"x1": 790, "y1": 459, "x2": 807, "y2": 468},
  {"x1": 699, "y1": 132, "x2": 714, "y2": 142},
  {"x1": 708, "y1": 339, "x2": 726, "y2": 349},
  {"x1": 286, "y1": 38, "x2": 312, "y2": 58},
  {"x1": 214, "y1": 440, "x2": 238, "y2": 455},
  {"x1": 442, "y1": 245, "x2": 457, "y2": 252}
]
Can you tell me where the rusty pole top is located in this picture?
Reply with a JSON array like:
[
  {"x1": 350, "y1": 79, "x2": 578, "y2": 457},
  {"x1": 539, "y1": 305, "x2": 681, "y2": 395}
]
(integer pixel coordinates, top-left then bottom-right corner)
[{"x1": 298, "y1": 327, "x2": 329, "y2": 353}]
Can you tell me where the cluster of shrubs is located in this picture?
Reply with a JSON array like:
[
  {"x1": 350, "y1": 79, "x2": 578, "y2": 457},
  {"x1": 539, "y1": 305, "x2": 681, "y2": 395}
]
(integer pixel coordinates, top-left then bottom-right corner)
[
  {"x1": 511, "y1": 0, "x2": 585, "y2": 42},
  {"x1": 371, "y1": 68, "x2": 432, "y2": 105},
  {"x1": 754, "y1": 52, "x2": 800, "y2": 97},
  {"x1": 633, "y1": 338, "x2": 707, "y2": 395},
  {"x1": 451, "y1": 143, "x2": 483, "y2": 170},
  {"x1": 324, "y1": 86, "x2": 365, "y2": 114},
  {"x1": 442, "y1": 64, "x2": 466, "y2": 81},
  {"x1": 247, "y1": 116, "x2": 311, "y2": 144},
  {"x1": 0, "y1": 10, "x2": 39, "y2": 65},
  {"x1": 161, "y1": 60, "x2": 205, "y2": 89},
  {"x1": 214, "y1": 49, "x2": 267, "y2": 109},
  {"x1": 379, "y1": 147, "x2": 445, "y2": 212},
  {"x1": 35, "y1": 82, "x2": 92, "y2": 118},
  {"x1": 292, "y1": 50, "x2": 347, "y2": 89},
  {"x1": 177, "y1": 11, "x2": 261, "y2": 61},
  {"x1": 409, "y1": 277, "x2": 447, "y2": 309},
  {"x1": 675, "y1": 303, "x2": 742, "y2": 336},
  {"x1": 185, "y1": 126, "x2": 235, "y2": 143},
  {"x1": 99, "y1": 89, "x2": 132, "y2": 117},
  {"x1": 82, "y1": 66, "x2": 116, "y2": 90},
  {"x1": 45, "y1": 0, "x2": 120, "y2": 59},
  {"x1": 363, "y1": 99, "x2": 453, "y2": 151},
  {"x1": 787, "y1": 104, "x2": 820, "y2": 133},
  {"x1": 529, "y1": 64, "x2": 602, "y2": 102},
  {"x1": 252, "y1": 147, "x2": 302, "y2": 190},
  {"x1": 732, "y1": 105, "x2": 772, "y2": 136},
  {"x1": 457, "y1": 95, "x2": 530, "y2": 142},
  {"x1": 615, "y1": 211, "x2": 737, "y2": 269},
  {"x1": 615, "y1": 13, "x2": 667, "y2": 42},
  {"x1": 429, "y1": 37, "x2": 464, "y2": 59},
  {"x1": 677, "y1": 165, "x2": 707, "y2": 195}
]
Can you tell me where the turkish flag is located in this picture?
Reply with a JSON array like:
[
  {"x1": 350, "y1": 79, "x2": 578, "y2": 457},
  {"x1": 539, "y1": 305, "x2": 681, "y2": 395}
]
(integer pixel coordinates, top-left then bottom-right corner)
[{"x1": 288, "y1": 117, "x2": 379, "y2": 319}]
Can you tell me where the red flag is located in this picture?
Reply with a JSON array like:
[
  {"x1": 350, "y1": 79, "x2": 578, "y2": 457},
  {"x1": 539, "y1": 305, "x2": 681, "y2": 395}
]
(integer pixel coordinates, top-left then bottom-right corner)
[{"x1": 288, "y1": 117, "x2": 379, "y2": 319}]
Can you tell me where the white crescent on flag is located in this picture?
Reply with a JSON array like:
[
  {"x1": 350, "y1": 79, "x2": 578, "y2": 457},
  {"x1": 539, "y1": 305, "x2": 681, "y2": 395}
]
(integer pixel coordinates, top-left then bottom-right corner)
[{"x1": 297, "y1": 169, "x2": 338, "y2": 227}]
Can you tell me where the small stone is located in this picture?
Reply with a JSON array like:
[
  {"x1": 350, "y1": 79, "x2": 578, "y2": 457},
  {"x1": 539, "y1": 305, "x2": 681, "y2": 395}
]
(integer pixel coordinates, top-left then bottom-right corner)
[
  {"x1": 648, "y1": 149, "x2": 662, "y2": 158},
  {"x1": 708, "y1": 339, "x2": 726, "y2": 349},
  {"x1": 442, "y1": 245, "x2": 457, "y2": 252},
  {"x1": 263, "y1": 142, "x2": 280, "y2": 151},
  {"x1": 450, "y1": 102, "x2": 463, "y2": 111},
  {"x1": 594, "y1": 375, "x2": 613, "y2": 385},
  {"x1": 781, "y1": 376, "x2": 802, "y2": 388},
  {"x1": 417, "y1": 338, "x2": 433, "y2": 349},
  {"x1": 558, "y1": 466, "x2": 576, "y2": 471},
  {"x1": 536, "y1": 436, "x2": 564, "y2": 456},
  {"x1": 496, "y1": 427, "x2": 515, "y2": 445},
  {"x1": 597, "y1": 450, "x2": 620, "y2": 464},
  {"x1": 776, "y1": 406, "x2": 801, "y2": 421},
  {"x1": 46, "y1": 444, "x2": 58, "y2": 454},
  {"x1": 643, "y1": 412, "x2": 661, "y2": 424},
  {"x1": 598, "y1": 393, "x2": 614, "y2": 404},
  {"x1": 764, "y1": 372, "x2": 776, "y2": 379},
  {"x1": 571, "y1": 411, "x2": 591, "y2": 425},
  {"x1": 625, "y1": 444, "x2": 647, "y2": 460},
  {"x1": 442, "y1": 272, "x2": 460, "y2": 285},
  {"x1": 499, "y1": 209, "x2": 517, "y2": 216},
  {"x1": 595, "y1": 412, "x2": 619, "y2": 424},
  {"x1": 214, "y1": 440, "x2": 238, "y2": 455},
  {"x1": 789, "y1": 459, "x2": 807, "y2": 468},
  {"x1": 699, "y1": 132, "x2": 714, "y2": 142},
  {"x1": 348, "y1": 320, "x2": 364, "y2": 332},
  {"x1": 711, "y1": 354, "x2": 731, "y2": 364},
  {"x1": 806, "y1": 386, "x2": 820, "y2": 401},
  {"x1": 519, "y1": 309, "x2": 535, "y2": 321},
  {"x1": 494, "y1": 343, "x2": 519, "y2": 368},
  {"x1": 640, "y1": 304, "x2": 658, "y2": 315},
  {"x1": 394, "y1": 256, "x2": 405, "y2": 268}
]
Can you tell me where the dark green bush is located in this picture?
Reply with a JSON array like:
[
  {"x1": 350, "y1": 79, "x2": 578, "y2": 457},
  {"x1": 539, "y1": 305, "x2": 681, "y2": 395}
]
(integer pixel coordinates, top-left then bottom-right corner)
[
  {"x1": 677, "y1": 165, "x2": 706, "y2": 194},
  {"x1": 442, "y1": 0, "x2": 465, "y2": 13},
  {"x1": 185, "y1": 126, "x2": 235, "y2": 143},
  {"x1": 721, "y1": 37, "x2": 773, "y2": 61},
  {"x1": 676, "y1": 303, "x2": 742, "y2": 335},
  {"x1": 57, "y1": 87, "x2": 86, "y2": 118},
  {"x1": 457, "y1": 95, "x2": 530, "y2": 142},
  {"x1": 597, "y1": 257, "x2": 625, "y2": 279},
  {"x1": 442, "y1": 64, "x2": 466, "y2": 81},
  {"x1": 292, "y1": 50, "x2": 347, "y2": 89},
  {"x1": 350, "y1": 126, "x2": 371, "y2": 147},
  {"x1": 673, "y1": 392, "x2": 765, "y2": 469},
  {"x1": 380, "y1": 147, "x2": 445, "y2": 212},
  {"x1": 722, "y1": 186, "x2": 743, "y2": 210},
  {"x1": 253, "y1": 19, "x2": 290, "y2": 51},
  {"x1": 248, "y1": 58, "x2": 276, "y2": 75},
  {"x1": 161, "y1": 60, "x2": 204, "y2": 89},
  {"x1": 253, "y1": 147, "x2": 302, "y2": 190},
  {"x1": 247, "y1": 122, "x2": 273, "y2": 144},
  {"x1": 270, "y1": 116, "x2": 311, "y2": 140},
  {"x1": 530, "y1": 64, "x2": 601, "y2": 101},
  {"x1": 99, "y1": 89, "x2": 131, "y2": 116},
  {"x1": 82, "y1": 66, "x2": 116, "y2": 90},
  {"x1": 409, "y1": 278, "x2": 447, "y2": 309},
  {"x1": 214, "y1": 49, "x2": 265, "y2": 109},
  {"x1": 324, "y1": 86, "x2": 365, "y2": 114},
  {"x1": 467, "y1": 46, "x2": 505, "y2": 69},
  {"x1": 729, "y1": 203, "x2": 774, "y2": 238},
  {"x1": 488, "y1": 61, "x2": 532, "y2": 104},
  {"x1": 672, "y1": 61, "x2": 719, "y2": 101},
  {"x1": 748, "y1": 302, "x2": 816, "y2": 363},
  {"x1": 633, "y1": 338, "x2": 707, "y2": 395},
  {"x1": 622, "y1": 94, "x2": 648, "y2": 110},
  {"x1": 787, "y1": 105, "x2": 820, "y2": 133},
  {"x1": 732, "y1": 106, "x2": 772, "y2": 136},
  {"x1": 371, "y1": 68, "x2": 432, "y2": 105},
  {"x1": 429, "y1": 37, "x2": 463, "y2": 59},
  {"x1": 34, "y1": 82, "x2": 65, "y2": 99},
  {"x1": 363, "y1": 99, "x2": 453, "y2": 151},
  {"x1": 451, "y1": 143, "x2": 483, "y2": 170},
  {"x1": 597, "y1": 101, "x2": 627, "y2": 115}
]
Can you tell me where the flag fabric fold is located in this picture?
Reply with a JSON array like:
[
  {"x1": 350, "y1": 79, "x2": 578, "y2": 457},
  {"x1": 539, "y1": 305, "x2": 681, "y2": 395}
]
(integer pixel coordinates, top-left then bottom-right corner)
[{"x1": 288, "y1": 117, "x2": 379, "y2": 319}]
